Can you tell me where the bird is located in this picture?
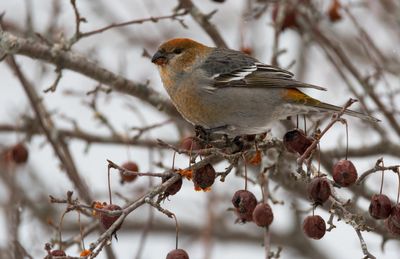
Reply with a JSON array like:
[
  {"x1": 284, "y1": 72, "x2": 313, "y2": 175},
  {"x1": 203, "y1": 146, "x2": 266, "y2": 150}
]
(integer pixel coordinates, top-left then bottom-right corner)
[{"x1": 151, "y1": 38, "x2": 378, "y2": 136}]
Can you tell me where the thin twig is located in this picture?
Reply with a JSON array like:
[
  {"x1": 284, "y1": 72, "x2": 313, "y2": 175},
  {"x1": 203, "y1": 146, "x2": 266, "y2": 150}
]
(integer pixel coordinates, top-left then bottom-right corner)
[
  {"x1": 80, "y1": 11, "x2": 188, "y2": 39},
  {"x1": 356, "y1": 160, "x2": 399, "y2": 185},
  {"x1": 0, "y1": 31, "x2": 179, "y2": 118},
  {"x1": 297, "y1": 99, "x2": 357, "y2": 170},
  {"x1": 6, "y1": 56, "x2": 92, "y2": 203},
  {"x1": 355, "y1": 229, "x2": 376, "y2": 259},
  {"x1": 177, "y1": 0, "x2": 227, "y2": 48}
]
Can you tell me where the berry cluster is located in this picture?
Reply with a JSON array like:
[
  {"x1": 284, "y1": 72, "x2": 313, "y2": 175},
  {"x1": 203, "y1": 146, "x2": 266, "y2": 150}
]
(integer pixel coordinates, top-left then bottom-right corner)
[
  {"x1": 367, "y1": 165, "x2": 400, "y2": 235},
  {"x1": 272, "y1": 0, "x2": 342, "y2": 32},
  {"x1": 283, "y1": 125, "x2": 400, "y2": 242},
  {"x1": 283, "y1": 127, "x2": 359, "y2": 240},
  {"x1": 231, "y1": 190, "x2": 274, "y2": 227}
]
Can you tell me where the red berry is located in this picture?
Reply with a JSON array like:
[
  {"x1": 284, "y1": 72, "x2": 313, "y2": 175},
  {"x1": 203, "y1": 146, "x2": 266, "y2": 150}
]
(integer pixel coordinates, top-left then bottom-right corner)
[
  {"x1": 100, "y1": 204, "x2": 122, "y2": 230},
  {"x1": 369, "y1": 194, "x2": 392, "y2": 219},
  {"x1": 252, "y1": 203, "x2": 274, "y2": 227},
  {"x1": 272, "y1": 4, "x2": 298, "y2": 31},
  {"x1": 283, "y1": 129, "x2": 313, "y2": 155},
  {"x1": 240, "y1": 47, "x2": 253, "y2": 56},
  {"x1": 7, "y1": 143, "x2": 29, "y2": 164},
  {"x1": 180, "y1": 137, "x2": 203, "y2": 152},
  {"x1": 232, "y1": 190, "x2": 257, "y2": 222},
  {"x1": 328, "y1": 0, "x2": 342, "y2": 22},
  {"x1": 244, "y1": 134, "x2": 256, "y2": 142},
  {"x1": 120, "y1": 161, "x2": 139, "y2": 183},
  {"x1": 303, "y1": 215, "x2": 326, "y2": 240},
  {"x1": 308, "y1": 177, "x2": 331, "y2": 205},
  {"x1": 51, "y1": 250, "x2": 66, "y2": 256},
  {"x1": 385, "y1": 217, "x2": 400, "y2": 236},
  {"x1": 385, "y1": 204, "x2": 400, "y2": 235},
  {"x1": 162, "y1": 175, "x2": 183, "y2": 196},
  {"x1": 166, "y1": 249, "x2": 189, "y2": 259},
  {"x1": 389, "y1": 203, "x2": 400, "y2": 226},
  {"x1": 332, "y1": 160, "x2": 357, "y2": 187},
  {"x1": 193, "y1": 163, "x2": 215, "y2": 190}
]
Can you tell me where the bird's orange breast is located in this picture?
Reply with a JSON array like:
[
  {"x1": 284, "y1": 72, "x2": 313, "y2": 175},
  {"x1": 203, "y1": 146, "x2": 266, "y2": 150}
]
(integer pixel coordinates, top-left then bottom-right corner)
[
  {"x1": 172, "y1": 85, "x2": 217, "y2": 126},
  {"x1": 161, "y1": 76, "x2": 217, "y2": 126}
]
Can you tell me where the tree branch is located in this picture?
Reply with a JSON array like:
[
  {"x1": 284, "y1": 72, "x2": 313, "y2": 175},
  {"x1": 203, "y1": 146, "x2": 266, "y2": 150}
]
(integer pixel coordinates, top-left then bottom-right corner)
[
  {"x1": 0, "y1": 30, "x2": 179, "y2": 118},
  {"x1": 6, "y1": 55, "x2": 92, "y2": 203}
]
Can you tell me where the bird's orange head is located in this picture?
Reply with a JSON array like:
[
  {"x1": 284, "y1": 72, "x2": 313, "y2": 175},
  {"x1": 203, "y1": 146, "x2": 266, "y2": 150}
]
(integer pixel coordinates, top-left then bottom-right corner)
[{"x1": 151, "y1": 38, "x2": 210, "y2": 70}]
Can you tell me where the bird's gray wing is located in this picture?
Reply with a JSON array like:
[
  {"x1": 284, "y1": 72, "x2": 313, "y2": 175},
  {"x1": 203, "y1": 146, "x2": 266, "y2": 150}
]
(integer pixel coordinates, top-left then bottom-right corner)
[{"x1": 199, "y1": 48, "x2": 326, "y2": 91}]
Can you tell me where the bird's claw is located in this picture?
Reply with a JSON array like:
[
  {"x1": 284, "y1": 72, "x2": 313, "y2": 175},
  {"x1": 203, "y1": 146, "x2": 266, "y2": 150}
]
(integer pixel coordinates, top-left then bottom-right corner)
[{"x1": 194, "y1": 125, "x2": 228, "y2": 142}]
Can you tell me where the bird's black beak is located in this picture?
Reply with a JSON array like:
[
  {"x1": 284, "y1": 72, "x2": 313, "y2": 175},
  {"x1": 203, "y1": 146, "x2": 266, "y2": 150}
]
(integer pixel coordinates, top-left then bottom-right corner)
[{"x1": 151, "y1": 51, "x2": 167, "y2": 65}]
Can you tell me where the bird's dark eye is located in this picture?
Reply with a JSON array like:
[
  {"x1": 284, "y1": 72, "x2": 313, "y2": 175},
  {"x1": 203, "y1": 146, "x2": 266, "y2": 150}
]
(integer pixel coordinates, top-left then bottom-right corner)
[{"x1": 173, "y1": 48, "x2": 183, "y2": 54}]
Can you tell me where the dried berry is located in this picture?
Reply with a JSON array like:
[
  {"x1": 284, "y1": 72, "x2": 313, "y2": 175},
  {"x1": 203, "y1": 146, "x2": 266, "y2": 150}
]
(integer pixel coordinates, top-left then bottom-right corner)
[
  {"x1": 369, "y1": 194, "x2": 392, "y2": 219},
  {"x1": 100, "y1": 204, "x2": 122, "y2": 231},
  {"x1": 162, "y1": 175, "x2": 183, "y2": 196},
  {"x1": 80, "y1": 249, "x2": 91, "y2": 256},
  {"x1": 390, "y1": 203, "x2": 400, "y2": 225},
  {"x1": 244, "y1": 134, "x2": 256, "y2": 142},
  {"x1": 252, "y1": 203, "x2": 274, "y2": 227},
  {"x1": 303, "y1": 215, "x2": 326, "y2": 240},
  {"x1": 232, "y1": 190, "x2": 257, "y2": 222},
  {"x1": 283, "y1": 129, "x2": 313, "y2": 155},
  {"x1": 180, "y1": 137, "x2": 203, "y2": 152},
  {"x1": 308, "y1": 177, "x2": 331, "y2": 205},
  {"x1": 166, "y1": 249, "x2": 189, "y2": 259},
  {"x1": 193, "y1": 163, "x2": 215, "y2": 191},
  {"x1": 240, "y1": 47, "x2": 252, "y2": 56},
  {"x1": 120, "y1": 161, "x2": 139, "y2": 183},
  {"x1": 51, "y1": 250, "x2": 66, "y2": 256},
  {"x1": 385, "y1": 204, "x2": 400, "y2": 235},
  {"x1": 7, "y1": 143, "x2": 29, "y2": 164},
  {"x1": 328, "y1": 0, "x2": 342, "y2": 22},
  {"x1": 245, "y1": 150, "x2": 262, "y2": 166},
  {"x1": 385, "y1": 217, "x2": 400, "y2": 236},
  {"x1": 272, "y1": 4, "x2": 298, "y2": 31},
  {"x1": 332, "y1": 160, "x2": 357, "y2": 187}
]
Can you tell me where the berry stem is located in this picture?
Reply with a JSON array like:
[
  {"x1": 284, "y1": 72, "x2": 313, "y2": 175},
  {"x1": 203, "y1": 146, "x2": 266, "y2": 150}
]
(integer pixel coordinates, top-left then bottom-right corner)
[
  {"x1": 397, "y1": 171, "x2": 400, "y2": 204},
  {"x1": 260, "y1": 170, "x2": 269, "y2": 203},
  {"x1": 78, "y1": 211, "x2": 85, "y2": 250},
  {"x1": 243, "y1": 154, "x2": 248, "y2": 191},
  {"x1": 345, "y1": 121, "x2": 349, "y2": 160},
  {"x1": 379, "y1": 160, "x2": 384, "y2": 195},
  {"x1": 317, "y1": 143, "x2": 321, "y2": 177},
  {"x1": 172, "y1": 214, "x2": 179, "y2": 250},
  {"x1": 107, "y1": 165, "x2": 112, "y2": 205},
  {"x1": 58, "y1": 211, "x2": 67, "y2": 250},
  {"x1": 172, "y1": 151, "x2": 176, "y2": 171}
]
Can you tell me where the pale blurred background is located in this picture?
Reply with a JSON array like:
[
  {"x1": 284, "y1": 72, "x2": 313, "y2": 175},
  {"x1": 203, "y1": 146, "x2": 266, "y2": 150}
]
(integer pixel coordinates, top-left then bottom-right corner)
[{"x1": 0, "y1": 0, "x2": 399, "y2": 258}]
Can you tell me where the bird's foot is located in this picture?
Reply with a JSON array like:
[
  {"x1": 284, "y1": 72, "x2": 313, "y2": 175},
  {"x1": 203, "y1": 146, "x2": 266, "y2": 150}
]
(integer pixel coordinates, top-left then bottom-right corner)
[
  {"x1": 232, "y1": 136, "x2": 245, "y2": 153},
  {"x1": 221, "y1": 135, "x2": 244, "y2": 153},
  {"x1": 194, "y1": 125, "x2": 228, "y2": 142}
]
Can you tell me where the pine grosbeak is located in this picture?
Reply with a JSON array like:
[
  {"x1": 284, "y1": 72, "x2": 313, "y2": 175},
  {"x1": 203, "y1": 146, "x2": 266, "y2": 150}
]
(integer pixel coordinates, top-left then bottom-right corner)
[{"x1": 151, "y1": 38, "x2": 378, "y2": 136}]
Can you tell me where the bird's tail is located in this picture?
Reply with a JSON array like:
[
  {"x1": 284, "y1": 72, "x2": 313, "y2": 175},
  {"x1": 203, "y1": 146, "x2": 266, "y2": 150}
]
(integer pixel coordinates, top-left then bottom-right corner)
[
  {"x1": 313, "y1": 101, "x2": 380, "y2": 122},
  {"x1": 283, "y1": 88, "x2": 380, "y2": 122}
]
